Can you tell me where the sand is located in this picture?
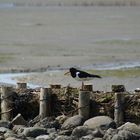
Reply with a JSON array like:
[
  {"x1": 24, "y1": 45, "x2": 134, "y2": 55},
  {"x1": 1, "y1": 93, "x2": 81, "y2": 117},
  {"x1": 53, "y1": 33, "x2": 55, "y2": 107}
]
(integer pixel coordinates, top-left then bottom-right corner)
[{"x1": 0, "y1": 6, "x2": 140, "y2": 91}]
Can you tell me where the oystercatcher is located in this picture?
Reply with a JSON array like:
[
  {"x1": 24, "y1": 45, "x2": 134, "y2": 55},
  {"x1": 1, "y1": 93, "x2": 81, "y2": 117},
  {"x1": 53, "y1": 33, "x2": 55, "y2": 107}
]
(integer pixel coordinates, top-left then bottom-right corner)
[{"x1": 65, "y1": 67, "x2": 101, "y2": 88}]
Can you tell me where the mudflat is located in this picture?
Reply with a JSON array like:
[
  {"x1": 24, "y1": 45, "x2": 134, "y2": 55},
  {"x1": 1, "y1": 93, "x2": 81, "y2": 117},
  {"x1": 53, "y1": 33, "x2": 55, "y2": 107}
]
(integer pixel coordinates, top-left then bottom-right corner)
[{"x1": 0, "y1": 6, "x2": 140, "y2": 90}]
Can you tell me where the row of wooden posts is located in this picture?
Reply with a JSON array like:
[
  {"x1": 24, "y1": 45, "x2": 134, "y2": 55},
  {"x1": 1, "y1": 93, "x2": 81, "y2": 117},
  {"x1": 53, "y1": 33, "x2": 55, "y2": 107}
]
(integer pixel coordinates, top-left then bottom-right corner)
[{"x1": 0, "y1": 83, "x2": 125, "y2": 127}]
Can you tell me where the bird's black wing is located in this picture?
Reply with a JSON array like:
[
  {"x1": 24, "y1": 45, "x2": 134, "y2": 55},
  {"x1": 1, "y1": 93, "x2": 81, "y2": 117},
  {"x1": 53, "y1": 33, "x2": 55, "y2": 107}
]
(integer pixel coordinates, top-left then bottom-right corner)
[
  {"x1": 77, "y1": 69, "x2": 92, "y2": 78},
  {"x1": 78, "y1": 69, "x2": 101, "y2": 78}
]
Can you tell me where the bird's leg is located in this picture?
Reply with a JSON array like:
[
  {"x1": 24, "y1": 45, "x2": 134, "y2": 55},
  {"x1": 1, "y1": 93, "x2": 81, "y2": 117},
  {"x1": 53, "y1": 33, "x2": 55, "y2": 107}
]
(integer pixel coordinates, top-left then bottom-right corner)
[{"x1": 82, "y1": 81, "x2": 84, "y2": 90}]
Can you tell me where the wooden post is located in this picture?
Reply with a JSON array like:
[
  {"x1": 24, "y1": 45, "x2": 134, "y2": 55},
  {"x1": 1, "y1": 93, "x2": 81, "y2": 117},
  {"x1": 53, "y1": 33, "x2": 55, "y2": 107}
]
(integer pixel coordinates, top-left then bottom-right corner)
[
  {"x1": 78, "y1": 90, "x2": 90, "y2": 119},
  {"x1": 112, "y1": 85, "x2": 125, "y2": 127},
  {"x1": 112, "y1": 85, "x2": 126, "y2": 92},
  {"x1": 16, "y1": 83, "x2": 27, "y2": 90},
  {"x1": 39, "y1": 88, "x2": 52, "y2": 119},
  {"x1": 114, "y1": 92, "x2": 124, "y2": 127},
  {"x1": 1, "y1": 86, "x2": 14, "y2": 121},
  {"x1": 50, "y1": 84, "x2": 61, "y2": 89},
  {"x1": 82, "y1": 84, "x2": 93, "y2": 91}
]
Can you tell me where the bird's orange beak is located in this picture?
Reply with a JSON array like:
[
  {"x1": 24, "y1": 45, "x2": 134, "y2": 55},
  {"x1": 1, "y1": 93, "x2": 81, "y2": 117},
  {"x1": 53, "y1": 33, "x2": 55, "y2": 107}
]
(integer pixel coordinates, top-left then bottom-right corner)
[{"x1": 64, "y1": 71, "x2": 70, "y2": 76}]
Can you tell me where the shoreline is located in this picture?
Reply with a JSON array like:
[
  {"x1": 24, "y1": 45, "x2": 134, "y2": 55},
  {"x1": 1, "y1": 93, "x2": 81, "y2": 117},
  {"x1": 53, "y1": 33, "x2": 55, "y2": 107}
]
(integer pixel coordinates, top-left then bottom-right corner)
[
  {"x1": 0, "y1": 65, "x2": 140, "y2": 92},
  {"x1": 0, "y1": 60, "x2": 140, "y2": 73},
  {"x1": 0, "y1": 6, "x2": 140, "y2": 91}
]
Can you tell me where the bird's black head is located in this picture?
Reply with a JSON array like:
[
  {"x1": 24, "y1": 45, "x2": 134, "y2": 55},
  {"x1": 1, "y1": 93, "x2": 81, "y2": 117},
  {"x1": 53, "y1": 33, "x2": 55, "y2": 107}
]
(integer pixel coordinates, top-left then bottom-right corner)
[
  {"x1": 69, "y1": 67, "x2": 77, "y2": 77},
  {"x1": 69, "y1": 67, "x2": 77, "y2": 73}
]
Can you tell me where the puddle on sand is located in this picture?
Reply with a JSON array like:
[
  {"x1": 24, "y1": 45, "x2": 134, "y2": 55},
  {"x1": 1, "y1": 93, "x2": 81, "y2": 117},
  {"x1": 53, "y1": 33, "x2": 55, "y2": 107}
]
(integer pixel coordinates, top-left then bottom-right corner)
[{"x1": 0, "y1": 73, "x2": 39, "y2": 88}]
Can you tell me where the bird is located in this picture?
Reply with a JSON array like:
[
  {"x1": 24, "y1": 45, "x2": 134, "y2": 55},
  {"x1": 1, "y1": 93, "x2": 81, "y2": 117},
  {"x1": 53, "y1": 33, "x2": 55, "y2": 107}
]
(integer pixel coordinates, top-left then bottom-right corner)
[{"x1": 65, "y1": 67, "x2": 101, "y2": 89}]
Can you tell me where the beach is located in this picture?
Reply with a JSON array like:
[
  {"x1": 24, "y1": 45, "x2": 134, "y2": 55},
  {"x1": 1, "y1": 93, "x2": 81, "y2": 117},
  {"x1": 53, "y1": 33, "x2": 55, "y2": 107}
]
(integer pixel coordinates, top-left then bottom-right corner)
[
  {"x1": 0, "y1": 3, "x2": 140, "y2": 140},
  {"x1": 0, "y1": 5, "x2": 140, "y2": 91}
]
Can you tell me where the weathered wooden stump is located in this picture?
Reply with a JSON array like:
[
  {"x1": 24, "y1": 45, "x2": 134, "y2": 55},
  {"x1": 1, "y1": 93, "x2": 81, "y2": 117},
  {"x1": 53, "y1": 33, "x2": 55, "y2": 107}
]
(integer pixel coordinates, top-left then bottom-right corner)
[
  {"x1": 0, "y1": 86, "x2": 14, "y2": 121},
  {"x1": 114, "y1": 85, "x2": 125, "y2": 126},
  {"x1": 39, "y1": 88, "x2": 52, "y2": 119},
  {"x1": 112, "y1": 85, "x2": 126, "y2": 92},
  {"x1": 16, "y1": 82, "x2": 27, "y2": 90},
  {"x1": 50, "y1": 84, "x2": 61, "y2": 89},
  {"x1": 82, "y1": 84, "x2": 93, "y2": 91},
  {"x1": 78, "y1": 90, "x2": 90, "y2": 119}
]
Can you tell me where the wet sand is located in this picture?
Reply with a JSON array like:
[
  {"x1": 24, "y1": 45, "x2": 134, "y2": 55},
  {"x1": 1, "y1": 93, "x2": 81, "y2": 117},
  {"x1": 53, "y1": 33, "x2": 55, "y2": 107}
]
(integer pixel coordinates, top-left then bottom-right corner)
[
  {"x1": 12, "y1": 70, "x2": 140, "y2": 91},
  {"x1": 0, "y1": 6, "x2": 140, "y2": 71},
  {"x1": 0, "y1": 6, "x2": 140, "y2": 91}
]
